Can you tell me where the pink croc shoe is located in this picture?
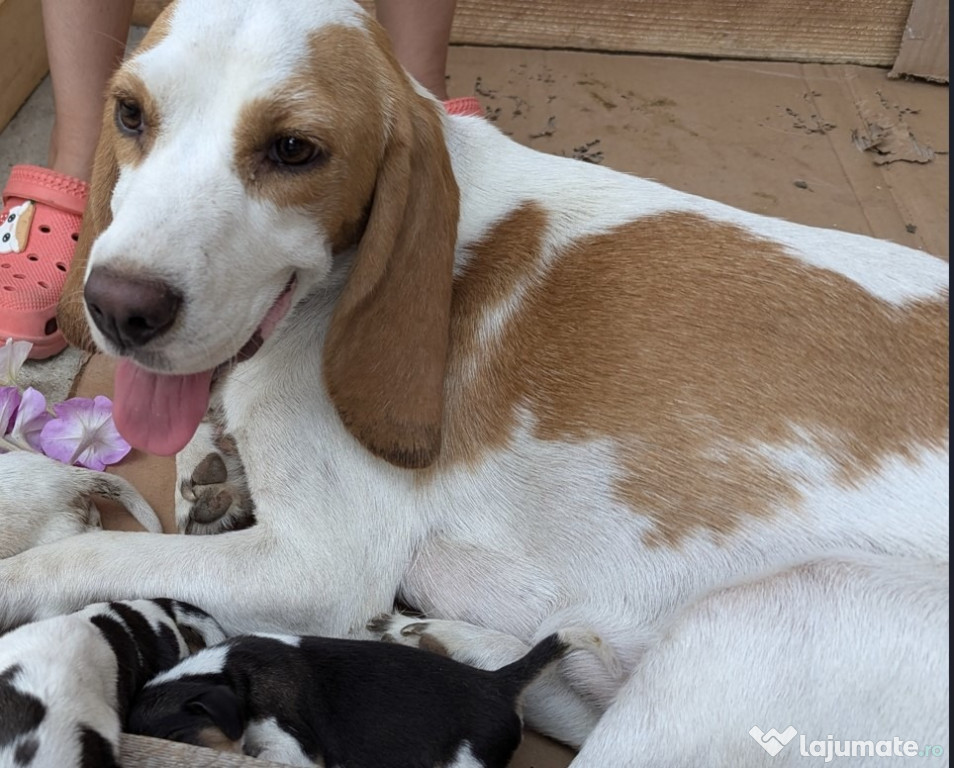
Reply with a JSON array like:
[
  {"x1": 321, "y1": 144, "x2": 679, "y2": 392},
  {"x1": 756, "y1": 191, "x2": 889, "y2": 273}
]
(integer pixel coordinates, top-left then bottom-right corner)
[{"x1": 0, "y1": 165, "x2": 89, "y2": 359}]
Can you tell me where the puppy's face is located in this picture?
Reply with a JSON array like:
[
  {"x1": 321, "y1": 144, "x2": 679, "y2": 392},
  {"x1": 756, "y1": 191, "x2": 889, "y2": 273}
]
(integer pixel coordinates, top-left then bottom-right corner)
[
  {"x1": 127, "y1": 680, "x2": 245, "y2": 753},
  {"x1": 84, "y1": 0, "x2": 402, "y2": 374}
]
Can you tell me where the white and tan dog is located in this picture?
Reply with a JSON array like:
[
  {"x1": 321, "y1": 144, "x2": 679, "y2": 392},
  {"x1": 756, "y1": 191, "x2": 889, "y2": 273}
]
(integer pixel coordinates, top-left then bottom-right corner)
[{"x1": 0, "y1": 0, "x2": 947, "y2": 764}]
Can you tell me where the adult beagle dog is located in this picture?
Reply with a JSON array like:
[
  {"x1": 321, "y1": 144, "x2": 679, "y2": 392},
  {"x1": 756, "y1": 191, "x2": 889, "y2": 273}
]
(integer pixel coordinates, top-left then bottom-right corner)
[{"x1": 1, "y1": 0, "x2": 947, "y2": 763}]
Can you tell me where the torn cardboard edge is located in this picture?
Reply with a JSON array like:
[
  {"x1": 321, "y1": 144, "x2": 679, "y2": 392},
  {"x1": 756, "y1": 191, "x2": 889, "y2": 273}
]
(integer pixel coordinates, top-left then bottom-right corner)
[
  {"x1": 850, "y1": 91, "x2": 939, "y2": 165},
  {"x1": 889, "y1": 0, "x2": 949, "y2": 83}
]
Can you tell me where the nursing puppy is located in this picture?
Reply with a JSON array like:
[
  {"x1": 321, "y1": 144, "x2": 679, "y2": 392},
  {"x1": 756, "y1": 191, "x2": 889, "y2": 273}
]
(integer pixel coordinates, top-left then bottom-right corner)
[
  {"x1": 127, "y1": 626, "x2": 612, "y2": 768},
  {"x1": 0, "y1": 599, "x2": 225, "y2": 768},
  {"x1": 0, "y1": 452, "x2": 161, "y2": 559}
]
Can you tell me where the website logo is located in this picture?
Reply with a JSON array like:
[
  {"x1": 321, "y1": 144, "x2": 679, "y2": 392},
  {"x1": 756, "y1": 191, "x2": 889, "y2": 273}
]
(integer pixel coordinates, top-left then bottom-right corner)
[
  {"x1": 748, "y1": 727, "x2": 945, "y2": 760},
  {"x1": 750, "y1": 726, "x2": 798, "y2": 756}
]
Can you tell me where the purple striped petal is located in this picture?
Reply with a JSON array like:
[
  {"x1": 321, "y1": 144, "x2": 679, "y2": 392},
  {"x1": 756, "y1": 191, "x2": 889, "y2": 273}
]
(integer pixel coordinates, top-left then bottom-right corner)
[
  {"x1": 0, "y1": 386, "x2": 21, "y2": 434},
  {"x1": 39, "y1": 395, "x2": 131, "y2": 470},
  {"x1": 0, "y1": 338, "x2": 32, "y2": 386},
  {"x1": 9, "y1": 387, "x2": 52, "y2": 451}
]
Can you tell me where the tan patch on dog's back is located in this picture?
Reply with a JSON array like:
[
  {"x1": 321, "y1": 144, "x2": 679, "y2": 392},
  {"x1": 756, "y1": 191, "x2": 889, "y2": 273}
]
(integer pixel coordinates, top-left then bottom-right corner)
[
  {"x1": 440, "y1": 204, "x2": 551, "y2": 454},
  {"x1": 441, "y1": 210, "x2": 948, "y2": 545}
]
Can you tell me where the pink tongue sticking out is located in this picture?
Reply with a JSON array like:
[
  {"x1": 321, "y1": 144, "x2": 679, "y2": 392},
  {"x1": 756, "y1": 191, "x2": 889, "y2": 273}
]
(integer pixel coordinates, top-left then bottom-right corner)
[
  {"x1": 111, "y1": 278, "x2": 295, "y2": 456},
  {"x1": 113, "y1": 359, "x2": 213, "y2": 456}
]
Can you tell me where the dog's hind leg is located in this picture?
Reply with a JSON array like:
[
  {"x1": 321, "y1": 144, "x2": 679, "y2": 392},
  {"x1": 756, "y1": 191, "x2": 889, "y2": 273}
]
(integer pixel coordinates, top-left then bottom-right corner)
[
  {"x1": 568, "y1": 554, "x2": 950, "y2": 768},
  {"x1": 367, "y1": 612, "x2": 604, "y2": 748}
]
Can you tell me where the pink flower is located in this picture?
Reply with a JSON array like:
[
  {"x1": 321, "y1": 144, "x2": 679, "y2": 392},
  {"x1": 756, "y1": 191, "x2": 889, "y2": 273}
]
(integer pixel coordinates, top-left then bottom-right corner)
[
  {"x1": 8, "y1": 387, "x2": 53, "y2": 451},
  {"x1": 39, "y1": 395, "x2": 132, "y2": 470}
]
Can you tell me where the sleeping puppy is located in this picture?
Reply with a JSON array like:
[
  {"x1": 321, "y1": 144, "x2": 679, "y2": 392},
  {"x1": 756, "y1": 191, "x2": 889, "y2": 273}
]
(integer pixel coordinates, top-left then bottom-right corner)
[
  {"x1": 127, "y1": 625, "x2": 614, "y2": 768},
  {"x1": 0, "y1": 452, "x2": 162, "y2": 558},
  {"x1": 0, "y1": 599, "x2": 225, "y2": 768}
]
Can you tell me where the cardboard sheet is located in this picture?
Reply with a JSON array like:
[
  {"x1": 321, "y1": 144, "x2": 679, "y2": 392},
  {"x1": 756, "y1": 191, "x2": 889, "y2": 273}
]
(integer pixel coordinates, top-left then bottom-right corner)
[
  {"x1": 135, "y1": 0, "x2": 915, "y2": 68},
  {"x1": 444, "y1": 47, "x2": 948, "y2": 259},
  {"x1": 0, "y1": 0, "x2": 48, "y2": 133},
  {"x1": 890, "y1": 0, "x2": 949, "y2": 83}
]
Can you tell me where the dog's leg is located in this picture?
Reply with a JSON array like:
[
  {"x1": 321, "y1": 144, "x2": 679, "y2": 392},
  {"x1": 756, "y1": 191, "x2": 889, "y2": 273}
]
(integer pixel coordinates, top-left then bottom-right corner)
[
  {"x1": 368, "y1": 613, "x2": 604, "y2": 747},
  {"x1": 0, "y1": 526, "x2": 345, "y2": 636},
  {"x1": 175, "y1": 416, "x2": 254, "y2": 535},
  {"x1": 568, "y1": 555, "x2": 949, "y2": 767}
]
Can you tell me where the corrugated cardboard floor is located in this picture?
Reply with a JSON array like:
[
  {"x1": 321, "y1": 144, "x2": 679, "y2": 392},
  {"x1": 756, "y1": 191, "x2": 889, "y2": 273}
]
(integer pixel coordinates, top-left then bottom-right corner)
[
  {"x1": 445, "y1": 47, "x2": 948, "y2": 258},
  {"x1": 7, "y1": 41, "x2": 949, "y2": 768}
]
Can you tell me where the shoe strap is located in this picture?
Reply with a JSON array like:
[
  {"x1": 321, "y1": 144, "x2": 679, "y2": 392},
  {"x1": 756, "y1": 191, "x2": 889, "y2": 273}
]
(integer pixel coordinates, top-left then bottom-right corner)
[
  {"x1": 443, "y1": 96, "x2": 483, "y2": 117},
  {"x1": 3, "y1": 165, "x2": 90, "y2": 217}
]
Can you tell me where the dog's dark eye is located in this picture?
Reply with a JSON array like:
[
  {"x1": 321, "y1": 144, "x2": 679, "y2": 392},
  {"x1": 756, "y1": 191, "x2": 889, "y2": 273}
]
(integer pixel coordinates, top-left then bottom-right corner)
[
  {"x1": 116, "y1": 99, "x2": 144, "y2": 134},
  {"x1": 268, "y1": 136, "x2": 322, "y2": 167}
]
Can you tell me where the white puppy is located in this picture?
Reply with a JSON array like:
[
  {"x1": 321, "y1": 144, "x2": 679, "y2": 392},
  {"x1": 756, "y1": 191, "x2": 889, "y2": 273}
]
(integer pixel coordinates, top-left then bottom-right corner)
[{"x1": 0, "y1": 452, "x2": 161, "y2": 559}]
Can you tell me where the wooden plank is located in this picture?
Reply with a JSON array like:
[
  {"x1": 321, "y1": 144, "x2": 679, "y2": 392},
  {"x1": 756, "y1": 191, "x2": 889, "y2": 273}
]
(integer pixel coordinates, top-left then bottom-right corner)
[
  {"x1": 133, "y1": 0, "x2": 911, "y2": 65},
  {"x1": 122, "y1": 734, "x2": 292, "y2": 767},
  {"x1": 448, "y1": 0, "x2": 912, "y2": 65},
  {"x1": 121, "y1": 731, "x2": 573, "y2": 767},
  {"x1": 890, "y1": 0, "x2": 949, "y2": 82},
  {"x1": 0, "y1": 0, "x2": 48, "y2": 133}
]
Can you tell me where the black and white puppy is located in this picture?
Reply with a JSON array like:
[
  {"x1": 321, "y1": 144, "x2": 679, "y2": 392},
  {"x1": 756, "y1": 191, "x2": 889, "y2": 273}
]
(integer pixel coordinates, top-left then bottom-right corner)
[
  {"x1": 127, "y1": 624, "x2": 611, "y2": 767},
  {"x1": 0, "y1": 599, "x2": 226, "y2": 768}
]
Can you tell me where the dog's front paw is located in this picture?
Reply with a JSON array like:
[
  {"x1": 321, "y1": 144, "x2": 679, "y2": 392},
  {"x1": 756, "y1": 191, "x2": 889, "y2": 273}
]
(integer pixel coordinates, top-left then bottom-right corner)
[{"x1": 176, "y1": 421, "x2": 255, "y2": 535}]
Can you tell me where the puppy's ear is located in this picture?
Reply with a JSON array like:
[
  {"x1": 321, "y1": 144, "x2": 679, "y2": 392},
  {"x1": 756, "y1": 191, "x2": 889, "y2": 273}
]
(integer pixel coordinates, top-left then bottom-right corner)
[
  {"x1": 56, "y1": 100, "x2": 119, "y2": 352},
  {"x1": 187, "y1": 686, "x2": 246, "y2": 742},
  {"x1": 323, "y1": 81, "x2": 458, "y2": 469}
]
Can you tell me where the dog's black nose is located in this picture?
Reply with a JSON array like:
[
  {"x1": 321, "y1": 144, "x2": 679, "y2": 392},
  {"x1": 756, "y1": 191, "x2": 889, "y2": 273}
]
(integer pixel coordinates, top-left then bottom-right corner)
[{"x1": 85, "y1": 268, "x2": 182, "y2": 349}]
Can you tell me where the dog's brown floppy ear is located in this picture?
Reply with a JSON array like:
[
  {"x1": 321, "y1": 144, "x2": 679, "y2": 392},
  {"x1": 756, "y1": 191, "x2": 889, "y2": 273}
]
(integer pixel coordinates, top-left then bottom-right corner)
[
  {"x1": 323, "y1": 91, "x2": 459, "y2": 470},
  {"x1": 55, "y1": 102, "x2": 119, "y2": 352}
]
